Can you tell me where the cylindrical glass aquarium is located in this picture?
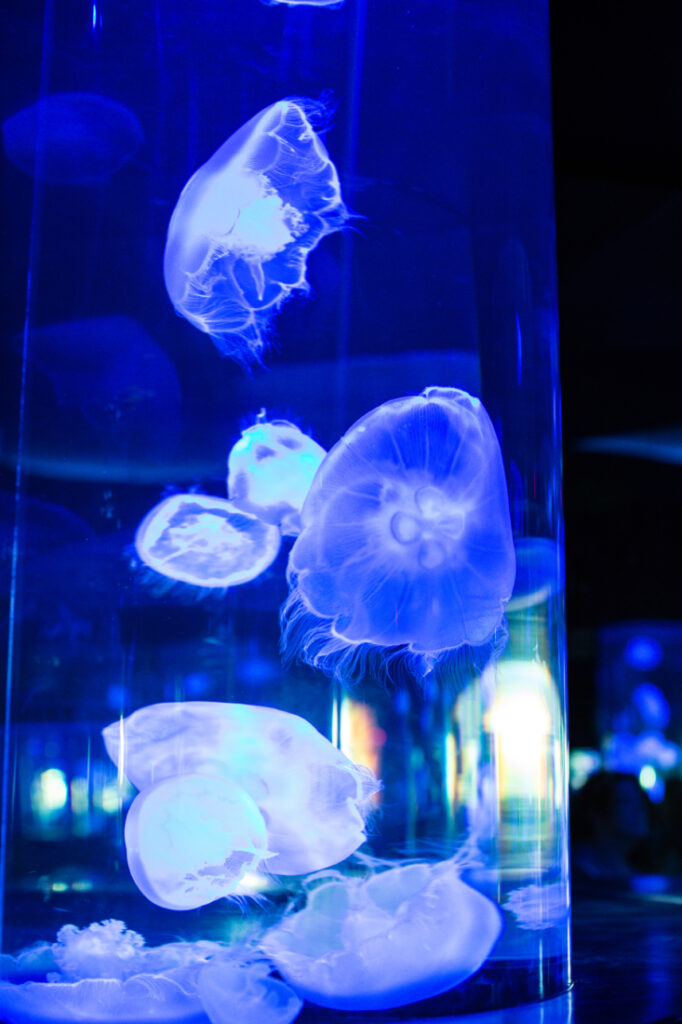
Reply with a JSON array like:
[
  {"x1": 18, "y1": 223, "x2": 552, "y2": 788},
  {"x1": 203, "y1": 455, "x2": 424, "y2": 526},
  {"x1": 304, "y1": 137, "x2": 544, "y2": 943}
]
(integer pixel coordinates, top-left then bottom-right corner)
[{"x1": 0, "y1": 0, "x2": 569, "y2": 1020}]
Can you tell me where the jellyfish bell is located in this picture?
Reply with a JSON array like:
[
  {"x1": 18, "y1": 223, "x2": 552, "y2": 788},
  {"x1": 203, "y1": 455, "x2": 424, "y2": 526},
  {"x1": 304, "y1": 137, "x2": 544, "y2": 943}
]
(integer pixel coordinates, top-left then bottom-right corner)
[
  {"x1": 281, "y1": 386, "x2": 516, "y2": 684},
  {"x1": 124, "y1": 774, "x2": 271, "y2": 911},
  {"x1": 262, "y1": 860, "x2": 503, "y2": 1011},
  {"x1": 197, "y1": 960, "x2": 303, "y2": 1024},
  {"x1": 134, "y1": 493, "x2": 281, "y2": 589},
  {"x1": 163, "y1": 97, "x2": 348, "y2": 365},
  {"x1": 227, "y1": 417, "x2": 326, "y2": 535},
  {"x1": 102, "y1": 702, "x2": 381, "y2": 876},
  {"x1": 2, "y1": 92, "x2": 143, "y2": 184}
]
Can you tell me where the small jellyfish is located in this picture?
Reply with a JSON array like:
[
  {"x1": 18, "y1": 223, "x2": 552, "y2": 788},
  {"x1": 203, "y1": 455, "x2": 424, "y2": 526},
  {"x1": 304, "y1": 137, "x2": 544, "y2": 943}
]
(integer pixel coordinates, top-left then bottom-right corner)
[
  {"x1": 163, "y1": 98, "x2": 348, "y2": 364},
  {"x1": 2, "y1": 92, "x2": 143, "y2": 184},
  {"x1": 227, "y1": 417, "x2": 326, "y2": 536},
  {"x1": 103, "y1": 702, "x2": 380, "y2": 876},
  {"x1": 198, "y1": 961, "x2": 302, "y2": 1024},
  {"x1": 261, "y1": 860, "x2": 503, "y2": 1011},
  {"x1": 281, "y1": 386, "x2": 515, "y2": 683},
  {"x1": 124, "y1": 774, "x2": 271, "y2": 910},
  {"x1": 134, "y1": 493, "x2": 281, "y2": 588},
  {"x1": 503, "y1": 882, "x2": 569, "y2": 931}
]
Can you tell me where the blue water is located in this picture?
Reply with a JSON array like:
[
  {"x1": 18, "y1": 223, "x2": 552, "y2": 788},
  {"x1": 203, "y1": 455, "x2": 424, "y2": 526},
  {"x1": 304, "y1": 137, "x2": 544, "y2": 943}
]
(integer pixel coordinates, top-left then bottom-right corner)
[{"x1": 0, "y1": 1, "x2": 568, "y2": 1020}]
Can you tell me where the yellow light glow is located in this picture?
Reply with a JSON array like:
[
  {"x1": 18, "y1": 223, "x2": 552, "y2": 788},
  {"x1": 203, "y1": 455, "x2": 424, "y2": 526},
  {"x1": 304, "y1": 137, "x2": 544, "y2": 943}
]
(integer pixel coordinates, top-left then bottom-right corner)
[{"x1": 339, "y1": 697, "x2": 386, "y2": 802}]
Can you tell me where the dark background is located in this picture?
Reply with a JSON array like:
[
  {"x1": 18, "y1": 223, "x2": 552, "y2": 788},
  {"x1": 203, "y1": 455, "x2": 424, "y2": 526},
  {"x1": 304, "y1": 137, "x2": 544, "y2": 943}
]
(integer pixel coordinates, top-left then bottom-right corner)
[{"x1": 550, "y1": 1, "x2": 681, "y2": 750}]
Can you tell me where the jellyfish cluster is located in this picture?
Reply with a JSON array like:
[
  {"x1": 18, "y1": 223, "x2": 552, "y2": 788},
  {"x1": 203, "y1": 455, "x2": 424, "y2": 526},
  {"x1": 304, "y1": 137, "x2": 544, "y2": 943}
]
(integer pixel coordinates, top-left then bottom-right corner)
[
  {"x1": 163, "y1": 98, "x2": 348, "y2": 364},
  {"x1": 102, "y1": 702, "x2": 380, "y2": 909},
  {"x1": 0, "y1": 921, "x2": 303, "y2": 1024},
  {"x1": 282, "y1": 386, "x2": 516, "y2": 683}
]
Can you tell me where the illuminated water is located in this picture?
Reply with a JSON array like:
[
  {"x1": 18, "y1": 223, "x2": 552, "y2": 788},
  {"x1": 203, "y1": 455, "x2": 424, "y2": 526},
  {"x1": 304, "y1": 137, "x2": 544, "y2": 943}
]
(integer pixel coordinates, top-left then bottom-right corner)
[{"x1": 0, "y1": 0, "x2": 569, "y2": 1020}]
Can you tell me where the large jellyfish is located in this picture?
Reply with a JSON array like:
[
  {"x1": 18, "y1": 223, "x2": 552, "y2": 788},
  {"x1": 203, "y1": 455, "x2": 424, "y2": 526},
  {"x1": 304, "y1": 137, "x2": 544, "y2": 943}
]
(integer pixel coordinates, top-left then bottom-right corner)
[
  {"x1": 281, "y1": 386, "x2": 516, "y2": 683},
  {"x1": 198, "y1": 961, "x2": 302, "y2": 1024},
  {"x1": 134, "y1": 493, "x2": 281, "y2": 588},
  {"x1": 262, "y1": 860, "x2": 503, "y2": 1011},
  {"x1": 103, "y1": 702, "x2": 380, "y2": 879},
  {"x1": 2, "y1": 93, "x2": 143, "y2": 184},
  {"x1": 227, "y1": 417, "x2": 326, "y2": 536},
  {"x1": 163, "y1": 98, "x2": 348, "y2": 364}
]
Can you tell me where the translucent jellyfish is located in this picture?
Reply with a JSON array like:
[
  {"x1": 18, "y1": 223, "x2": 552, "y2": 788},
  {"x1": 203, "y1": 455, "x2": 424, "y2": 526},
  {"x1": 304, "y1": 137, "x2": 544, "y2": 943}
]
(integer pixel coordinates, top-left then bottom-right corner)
[
  {"x1": 227, "y1": 417, "x2": 326, "y2": 536},
  {"x1": 102, "y1": 702, "x2": 380, "y2": 876},
  {"x1": 163, "y1": 98, "x2": 348, "y2": 364},
  {"x1": 134, "y1": 493, "x2": 281, "y2": 588},
  {"x1": 262, "y1": 860, "x2": 503, "y2": 1011},
  {"x1": 2, "y1": 93, "x2": 143, "y2": 184},
  {"x1": 282, "y1": 386, "x2": 515, "y2": 683},
  {"x1": 198, "y1": 961, "x2": 302, "y2": 1024},
  {"x1": 503, "y1": 882, "x2": 569, "y2": 931},
  {"x1": 124, "y1": 774, "x2": 271, "y2": 910}
]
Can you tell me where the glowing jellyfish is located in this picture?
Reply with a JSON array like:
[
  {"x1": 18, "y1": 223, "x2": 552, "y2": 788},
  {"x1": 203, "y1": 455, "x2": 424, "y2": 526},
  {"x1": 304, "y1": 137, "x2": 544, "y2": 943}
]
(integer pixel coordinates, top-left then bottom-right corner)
[
  {"x1": 198, "y1": 961, "x2": 302, "y2": 1024},
  {"x1": 227, "y1": 417, "x2": 326, "y2": 536},
  {"x1": 163, "y1": 98, "x2": 348, "y2": 364},
  {"x1": 134, "y1": 493, "x2": 281, "y2": 588},
  {"x1": 124, "y1": 774, "x2": 271, "y2": 910},
  {"x1": 262, "y1": 860, "x2": 503, "y2": 1011},
  {"x1": 103, "y1": 702, "x2": 380, "y2": 876},
  {"x1": 282, "y1": 386, "x2": 515, "y2": 683},
  {"x1": 503, "y1": 882, "x2": 569, "y2": 931},
  {"x1": 2, "y1": 92, "x2": 143, "y2": 184}
]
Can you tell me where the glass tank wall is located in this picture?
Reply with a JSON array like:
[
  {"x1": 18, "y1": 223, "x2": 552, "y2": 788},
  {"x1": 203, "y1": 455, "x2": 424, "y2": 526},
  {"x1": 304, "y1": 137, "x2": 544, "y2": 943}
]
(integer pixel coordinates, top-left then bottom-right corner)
[{"x1": 0, "y1": 0, "x2": 569, "y2": 1020}]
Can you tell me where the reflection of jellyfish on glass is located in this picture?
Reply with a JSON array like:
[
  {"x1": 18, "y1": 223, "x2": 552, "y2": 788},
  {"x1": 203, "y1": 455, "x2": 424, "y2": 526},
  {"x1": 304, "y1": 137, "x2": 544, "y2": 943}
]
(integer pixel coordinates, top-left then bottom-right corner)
[
  {"x1": 281, "y1": 387, "x2": 515, "y2": 684},
  {"x1": 227, "y1": 415, "x2": 326, "y2": 536},
  {"x1": 134, "y1": 493, "x2": 281, "y2": 590},
  {"x1": 262, "y1": 859, "x2": 502, "y2": 1011},
  {"x1": 163, "y1": 98, "x2": 348, "y2": 365}
]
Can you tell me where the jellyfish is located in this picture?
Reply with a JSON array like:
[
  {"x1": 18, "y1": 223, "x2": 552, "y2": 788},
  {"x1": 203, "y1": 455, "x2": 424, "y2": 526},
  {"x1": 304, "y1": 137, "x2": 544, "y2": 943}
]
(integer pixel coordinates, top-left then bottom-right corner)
[
  {"x1": 503, "y1": 882, "x2": 569, "y2": 931},
  {"x1": 163, "y1": 98, "x2": 348, "y2": 364},
  {"x1": 102, "y1": 702, "x2": 380, "y2": 876},
  {"x1": 2, "y1": 92, "x2": 143, "y2": 184},
  {"x1": 261, "y1": 860, "x2": 503, "y2": 1011},
  {"x1": 198, "y1": 961, "x2": 302, "y2": 1024},
  {"x1": 281, "y1": 386, "x2": 516, "y2": 684},
  {"x1": 134, "y1": 493, "x2": 281, "y2": 589},
  {"x1": 124, "y1": 774, "x2": 271, "y2": 910},
  {"x1": 227, "y1": 417, "x2": 326, "y2": 535}
]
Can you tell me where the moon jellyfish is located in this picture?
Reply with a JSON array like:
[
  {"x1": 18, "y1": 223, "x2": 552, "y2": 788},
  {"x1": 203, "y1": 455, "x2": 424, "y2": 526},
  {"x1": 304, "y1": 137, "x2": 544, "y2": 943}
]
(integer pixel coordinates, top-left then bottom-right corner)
[
  {"x1": 0, "y1": 972, "x2": 207, "y2": 1024},
  {"x1": 124, "y1": 774, "x2": 271, "y2": 910},
  {"x1": 103, "y1": 702, "x2": 380, "y2": 876},
  {"x1": 134, "y1": 493, "x2": 281, "y2": 588},
  {"x1": 262, "y1": 860, "x2": 503, "y2": 1011},
  {"x1": 282, "y1": 386, "x2": 515, "y2": 683},
  {"x1": 198, "y1": 961, "x2": 302, "y2": 1024},
  {"x1": 163, "y1": 98, "x2": 348, "y2": 364},
  {"x1": 2, "y1": 93, "x2": 143, "y2": 184},
  {"x1": 227, "y1": 417, "x2": 326, "y2": 536}
]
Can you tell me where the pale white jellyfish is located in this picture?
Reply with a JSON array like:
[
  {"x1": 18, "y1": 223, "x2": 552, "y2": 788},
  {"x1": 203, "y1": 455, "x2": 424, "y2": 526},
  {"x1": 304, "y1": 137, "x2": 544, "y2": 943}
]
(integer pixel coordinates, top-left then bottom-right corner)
[
  {"x1": 134, "y1": 493, "x2": 281, "y2": 589},
  {"x1": 262, "y1": 860, "x2": 503, "y2": 1011},
  {"x1": 282, "y1": 386, "x2": 516, "y2": 684},
  {"x1": 124, "y1": 774, "x2": 271, "y2": 910},
  {"x1": 227, "y1": 417, "x2": 326, "y2": 536},
  {"x1": 198, "y1": 961, "x2": 302, "y2": 1024},
  {"x1": 503, "y1": 882, "x2": 569, "y2": 931},
  {"x1": 163, "y1": 98, "x2": 348, "y2": 364},
  {"x1": 103, "y1": 702, "x2": 380, "y2": 877}
]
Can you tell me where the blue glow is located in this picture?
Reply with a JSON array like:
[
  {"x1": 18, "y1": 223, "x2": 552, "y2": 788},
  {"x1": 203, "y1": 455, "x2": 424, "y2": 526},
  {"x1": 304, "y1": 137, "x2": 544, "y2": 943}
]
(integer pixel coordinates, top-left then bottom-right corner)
[
  {"x1": 281, "y1": 387, "x2": 515, "y2": 683},
  {"x1": 624, "y1": 635, "x2": 664, "y2": 672},
  {"x1": 2, "y1": 93, "x2": 143, "y2": 184},
  {"x1": 632, "y1": 681, "x2": 670, "y2": 730},
  {"x1": 91, "y1": 3, "x2": 97, "y2": 29},
  {"x1": 262, "y1": 861, "x2": 502, "y2": 1011},
  {"x1": 263, "y1": 0, "x2": 343, "y2": 6},
  {"x1": 227, "y1": 417, "x2": 326, "y2": 536},
  {"x1": 134, "y1": 493, "x2": 281, "y2": 588},
  {"x1": 163, "y1": 98, "x2": 348, "y2": 365},
  {"x1": 102, "y1": 702, "x2": 381, "y2": 886}
]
